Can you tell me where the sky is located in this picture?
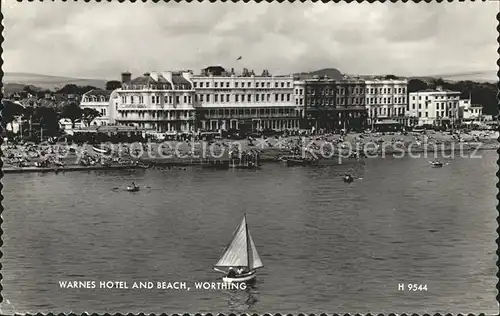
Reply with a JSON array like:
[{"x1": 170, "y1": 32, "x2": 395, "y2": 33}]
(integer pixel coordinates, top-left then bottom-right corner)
[{"x1": 3, "y1": 1, "x2": 497, "y2": 80}]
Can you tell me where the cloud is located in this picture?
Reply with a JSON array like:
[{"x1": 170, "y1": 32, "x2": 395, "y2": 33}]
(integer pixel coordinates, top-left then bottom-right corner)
[{"x1": 2, "y1": 1, "x2": 496, "y2": 80}]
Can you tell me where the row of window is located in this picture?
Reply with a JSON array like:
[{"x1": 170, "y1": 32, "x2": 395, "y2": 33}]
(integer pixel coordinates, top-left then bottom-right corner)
[
  {"x1": 307, "y1": 112, "x2": 365, "y2": 119},
  {"x1": 117, "y1": 110, "x2": 193, "y2": 119},
  {"x1": 298, "y1": 87, "x2": 407, "y2": 96},
  {"x1": 411, "y1": 95, "x2": 459, "y2": 101},
  {"x1": 306, "y1": 97, "x2": 366, "y2": 106},
  {"x1": 414, "y1": 111, "x2": 452, "y2": 118},
  {"x1": 121, "y1": 95, "x2": 192, "y2": 105},
  {"x1": 409, "y1": 102, "x2": 458, "y2": 110},
  {"x1": 367, "y1": 97, "x2": 406, "y2": 105},
  {"x1": 194, "y1": 81, "x2": 292, "y2": 89},
  {"x1": 366, "y1": 87, "x2": 406, "y2": 95},
  {"x1": 369, "y1": 107, "x2": 405, "y2": 117},
  {"x1": 205, "y1": 119, "x2": 301, "y2": 131},
  {"x1": 83, "y1": 96, "x2": 107, "y2": 103},
  {"x1": 194, "y1": 93, "x2": 292, "y2": 103},
  {"x1": 122, "y1": 84, "x2": 190, "y2": 91},
  {"x1": 204, "y1": 108, "x2": 299, "y2": 116}
]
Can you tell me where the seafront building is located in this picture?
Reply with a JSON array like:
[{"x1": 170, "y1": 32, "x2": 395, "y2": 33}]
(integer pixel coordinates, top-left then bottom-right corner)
[
  {"x1": 80, "y1": 89, "x2": 118, "y2": 126},
  {"x1": 113, "y1": 71, "x2": 196, "y2": 132},
  {"x1": 458, "y1": 98, "x2": 483, "y2": 121},
  {"x1": 191, "y1": 67, "x2": 301, "y2": 131},
  {"x1": 364, "y1": 78, "x2": 412, "y2": 126},
  {"x1": 408, "y1": 86, "x2": 461, "y2": 126},
  {"x1": 103, "y1": 67, "x2": 417, "y2": 133},
  {"x1": 298, "y1": 77, "x2": 368, "y2": 131}
]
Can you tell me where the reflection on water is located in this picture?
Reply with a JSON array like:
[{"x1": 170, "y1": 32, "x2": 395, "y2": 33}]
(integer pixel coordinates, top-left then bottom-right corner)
[
  {"x1": 1, "y1": 151, "x2": 497, "y2": 314},
  {"x1": 225, "y1": 283, "x2": 260, "y2": 313}
]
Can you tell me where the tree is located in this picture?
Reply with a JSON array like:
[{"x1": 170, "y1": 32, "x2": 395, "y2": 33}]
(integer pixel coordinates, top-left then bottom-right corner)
[
  {"x1": 106, "y1": 80, "x2": 122, "y2": 91},
  {"x1": 385, "y1": 74, "x2": 399, "y2": 80},
  {"x1": 81, "y1": 108, "x2": 101, "y2": 126},
  {"x1": 60, "y1": 102, "x2": 83, "y2": 128},
  {"x1": 407, "y1": 79, "x2": 429, "y2": 92},
  {"x1": 433, "y1": 78, "x2": 446, "y2": 88},
  {"x1": 32, "y1": 106, "x2": 60, "y2": 137},
  {"x1": 1, "y1": 99, "x2": 25, "y2": 125},
  {"x1": 56, "y1": 84, "x2": 97, "y2": 95}
]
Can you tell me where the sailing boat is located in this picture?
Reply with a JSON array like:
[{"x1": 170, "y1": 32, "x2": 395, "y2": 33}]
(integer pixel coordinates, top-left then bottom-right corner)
[{"x1": 213, "y1": 214, "x2": 264, "y2": 283}]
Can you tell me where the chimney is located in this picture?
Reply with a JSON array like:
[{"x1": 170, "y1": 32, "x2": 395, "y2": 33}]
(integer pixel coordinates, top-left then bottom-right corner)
[
  {"x1": 121, "y1": 72, "x2": 132, "y2": 84},
  {"x1": 143, "y1": 72, "x2": 150, "y2": 77},
  {"x1": 231, "y1": 68, "x2": 235, "y2": 75},
  {"x1": 162, "y1": 71, "x2": 173, "y2": 86}
]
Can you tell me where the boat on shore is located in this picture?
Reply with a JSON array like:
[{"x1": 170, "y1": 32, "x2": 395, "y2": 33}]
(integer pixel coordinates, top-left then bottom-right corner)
[
  {"x1": 93, "y1": 146, "x2": 112, "y2": 155},
  {"x1": 213, "y1": 214, "x2": 264, "y2": 283}
]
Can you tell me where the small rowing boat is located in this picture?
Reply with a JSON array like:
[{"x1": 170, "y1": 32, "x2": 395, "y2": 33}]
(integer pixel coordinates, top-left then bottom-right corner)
[
  {"x1": 126, "y1": 183, "x2": 140, "y2": 192},
  {"x1": 429, "y1": 160, "x2": 443, "y2": 168},
  {"x1": 213, "y1": 214, "x2": 263, "y2": 283},
  {"x1": 343, "y1": 174, "x2": 354, "y2": 183}
]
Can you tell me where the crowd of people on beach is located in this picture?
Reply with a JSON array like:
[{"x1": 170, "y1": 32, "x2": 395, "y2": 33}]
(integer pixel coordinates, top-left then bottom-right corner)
[{"x1": 1, "y1": 129, "x2": 497, "y2": 170}]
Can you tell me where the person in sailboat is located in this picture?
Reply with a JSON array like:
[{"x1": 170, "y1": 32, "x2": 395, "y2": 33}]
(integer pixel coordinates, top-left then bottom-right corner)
[
  {"x1": 236, "y1": 267, "x2": 245, "y2": 275},
  {"x1": 227, "y1": 267, "x2": 237, "y2": 278}
]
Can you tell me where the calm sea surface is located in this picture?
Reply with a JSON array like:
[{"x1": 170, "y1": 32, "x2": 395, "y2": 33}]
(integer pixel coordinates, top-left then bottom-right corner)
[{"x1": 1, "y1": 151, "x2": 498, "y2": 314}]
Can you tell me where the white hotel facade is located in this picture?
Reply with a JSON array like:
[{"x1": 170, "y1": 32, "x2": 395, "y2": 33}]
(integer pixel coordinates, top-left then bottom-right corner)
[
  {"x1": 112, "y1": 71, "x2": 196, "y2": 132},
  {"x1": 408, "y1": 86, "x2": 461, "y2": 126},
  {"x1": 80, "y1": 89, "x2": 118, "y2": 126},
  {"x1": 108, "y1": 68, "x2": 303, "y2": 132},
  {"x1": 191, "y1": 67, "x2": 301, "y2": 131}
]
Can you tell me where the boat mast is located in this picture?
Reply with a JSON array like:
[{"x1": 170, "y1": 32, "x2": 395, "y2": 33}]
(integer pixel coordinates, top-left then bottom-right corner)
[{"x1": 244, "y1": 213, "x2": 253, "y2": 270}]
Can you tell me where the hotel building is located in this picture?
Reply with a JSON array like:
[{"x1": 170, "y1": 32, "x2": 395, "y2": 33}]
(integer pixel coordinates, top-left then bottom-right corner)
[
  {"x1": 299, "y1": 77, "x2": 367, "y2": 131},
  {"x1": 113, "y1": 71, "x2": 196, "y2": 132},
  {"x1": 408, "y1": 86, "x2": 461, "y2": 126},
  {"x1": 191, "y1": 67, "x2": 302, "y2": 131},
  {"x1": 364, "y1": 78, "x2": 410, "y2": 126},
  {"x1": 336, "y1": 78, "x2": 368, "y2": 131},
  {"x1": 80, "y1": 89, "x2": 118, "y2": 126}
]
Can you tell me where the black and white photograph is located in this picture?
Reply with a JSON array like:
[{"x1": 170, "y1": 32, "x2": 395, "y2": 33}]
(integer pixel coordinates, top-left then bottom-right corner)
[{"x1": 0, "y1": 1, "x2": 498, "y2": 314}]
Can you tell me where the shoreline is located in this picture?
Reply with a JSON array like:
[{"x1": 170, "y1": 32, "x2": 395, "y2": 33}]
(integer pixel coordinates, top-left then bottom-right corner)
[
  {"x1": 3, "y1": 144, "x2": 497, "y2": 174},
  {"x1": 2, "y1": 131, "x2": 498, "y2": 174}
]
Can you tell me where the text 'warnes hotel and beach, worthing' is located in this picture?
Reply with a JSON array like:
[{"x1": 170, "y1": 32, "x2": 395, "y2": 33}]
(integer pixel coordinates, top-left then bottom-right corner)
[{"x1": 80, "y1": 66, "x2": 483, "y2": 134}]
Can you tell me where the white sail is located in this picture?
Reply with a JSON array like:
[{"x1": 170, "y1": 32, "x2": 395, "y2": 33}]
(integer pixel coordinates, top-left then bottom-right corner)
[
  {"x1": 248, "y1": 231, "x2": 263, "y2": 269},
  {"x1": 214, "y1": 215, "x2": 264, "y2": 269}
]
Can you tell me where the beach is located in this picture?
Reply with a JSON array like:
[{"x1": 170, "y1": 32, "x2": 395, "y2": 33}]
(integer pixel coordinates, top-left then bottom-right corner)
[{"x1": 2, "y1": 130, "x2": 498, "y2": 173}]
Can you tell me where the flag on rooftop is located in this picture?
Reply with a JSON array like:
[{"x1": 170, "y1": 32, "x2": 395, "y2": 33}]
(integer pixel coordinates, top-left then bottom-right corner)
[{"x1": 236, "y1": 56, "x2": 242, "y2": 61}]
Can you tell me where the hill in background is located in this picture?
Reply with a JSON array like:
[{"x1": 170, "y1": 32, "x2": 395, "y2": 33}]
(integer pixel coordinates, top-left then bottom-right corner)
[
  {"x1": 293, "y1": 68, "x2": 344, "y2": 80},
  {"x1": 3, "y1": 72, "x2": 107, "y2": 94}
]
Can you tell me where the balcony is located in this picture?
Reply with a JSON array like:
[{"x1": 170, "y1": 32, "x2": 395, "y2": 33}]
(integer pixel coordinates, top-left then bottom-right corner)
[
  {"x1": 117, "y1": 116, "x2": 191, "y2": 121},
  {"x1": 204, "y1": 112, "x2": 299, "y2": 119}
]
